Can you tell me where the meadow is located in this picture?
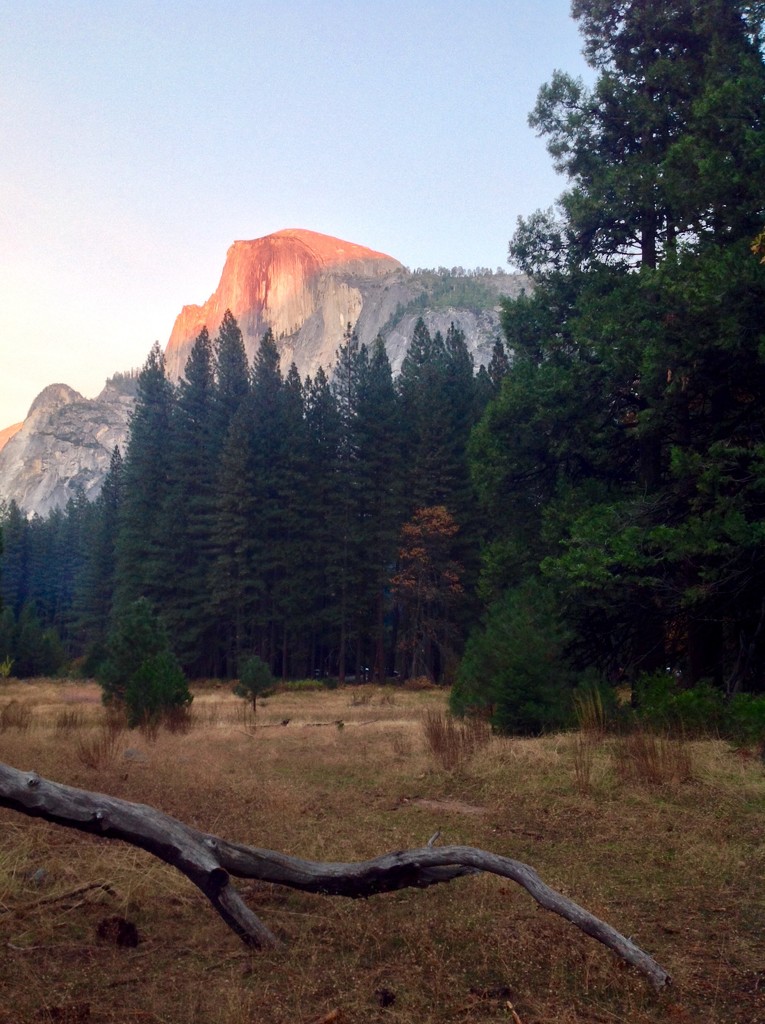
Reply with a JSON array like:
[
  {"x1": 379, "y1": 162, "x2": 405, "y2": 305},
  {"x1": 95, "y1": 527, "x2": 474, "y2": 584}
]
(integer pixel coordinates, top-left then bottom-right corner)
[{"x1": 0, "y1": 678, "x2": 763, "y2": 1024}]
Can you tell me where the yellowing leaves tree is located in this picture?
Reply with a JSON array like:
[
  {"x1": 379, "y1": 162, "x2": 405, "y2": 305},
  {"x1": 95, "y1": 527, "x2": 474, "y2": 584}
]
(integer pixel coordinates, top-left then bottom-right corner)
[{"x1": 391, "y1": 506, "x2": 464, "y2": 682}]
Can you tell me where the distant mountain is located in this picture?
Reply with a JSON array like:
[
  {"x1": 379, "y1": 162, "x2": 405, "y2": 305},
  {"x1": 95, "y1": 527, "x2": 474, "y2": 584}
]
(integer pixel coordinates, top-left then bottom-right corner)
[
  {"x1": 0, "y1": 228, "x2": 529, "y2": 515},
  {"x1": 0, "y1": 379, "x2": 137, "y2": 516},
  {"x1": 165, "y1": 227, "x2": 526, "y2": 381}
]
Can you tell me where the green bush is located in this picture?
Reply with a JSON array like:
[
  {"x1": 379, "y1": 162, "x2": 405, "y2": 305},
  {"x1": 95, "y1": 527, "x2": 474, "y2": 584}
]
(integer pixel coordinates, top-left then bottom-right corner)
[
  {"x1": 98, "y1": 598, "x2": 192, "y2": 728},
  {"x1": 452, "y1": 580, "x2": 574, "y2": 735},
  {"x1": 125, "y1": 649, "x2": 192, "y2": 728},
  {"x1": 724, "y1": 692, "x2": 765, "y2": 747},
  {"x1": 635, "y1": 674, "x2": 724, "y2": 735}
]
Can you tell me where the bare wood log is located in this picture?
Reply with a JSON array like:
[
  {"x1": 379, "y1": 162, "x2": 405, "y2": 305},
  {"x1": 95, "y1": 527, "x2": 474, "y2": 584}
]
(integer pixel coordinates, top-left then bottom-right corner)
[{"x1": 0, "y1": 762, "x2": 671, "y2": 989}]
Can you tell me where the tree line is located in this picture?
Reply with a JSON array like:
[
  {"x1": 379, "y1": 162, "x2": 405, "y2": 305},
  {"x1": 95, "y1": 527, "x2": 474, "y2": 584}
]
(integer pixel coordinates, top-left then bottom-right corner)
[
  {"x1": 452, "y1": 0, "x2": 765, "y2": 733},
  {"x1": 2, "y1": 0, "x2": 765, "y2": 736},
  {"x1": 0, "y1": 315, "x2": 507, "y2": 684}
]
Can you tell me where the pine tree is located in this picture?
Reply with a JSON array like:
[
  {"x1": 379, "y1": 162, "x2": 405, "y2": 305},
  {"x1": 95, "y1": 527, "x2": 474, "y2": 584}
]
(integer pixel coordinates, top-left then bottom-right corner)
[
  {"x1": 114, "y1": 342, "x2": 176, "y2": 613},
  {"x1": 304, "y1": 367, "x2": 343, "y2": 677},
  {"x1": 209, "y1": 398, "x2": 258, "y2": 675},
  {"x1": 0, "y1": 501, "x2": 29, "y2": 617},
  {"x1": 330, "y1": 325, "x2": 364, "y2": 682},
  {"x1": 354, "y1": 337, "x2": 405, "y2": 679},
  {"x1": 74, "y1": 446, "x2": 123, "y2": 651},
  {"x1": 212, "y1": 309, "x2": 250, "y2": 449},
  {"x1": 487, "y1": 337, "x2": 510, "y2": 390},
  {"x1": 158, "y1": 328, "x2": 219, "y2": 673},
  {"x1": 514, "y1": 0, "x2": 765, "y2": 272}
]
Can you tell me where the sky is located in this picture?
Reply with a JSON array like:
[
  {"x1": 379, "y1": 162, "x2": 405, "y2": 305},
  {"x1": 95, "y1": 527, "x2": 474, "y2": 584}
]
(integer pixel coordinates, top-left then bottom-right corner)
[{"x1": 0, "y1": 1, "x2": 592, "y2": 428}]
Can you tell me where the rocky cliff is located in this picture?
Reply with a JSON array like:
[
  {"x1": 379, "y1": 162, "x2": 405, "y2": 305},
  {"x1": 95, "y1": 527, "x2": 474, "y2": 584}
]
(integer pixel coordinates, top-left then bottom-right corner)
[
  {"x1": 0, "y1": 422, "x2": 23, "y2": 452},
  {"x1": 1, "y1": 228, "x2": 528, "y2": 516},
  {"x1": 0, "y1": 378, "x2": 137, "y2": 516},
  {"x1": 165, "y1": 228, "x2": 527, "y2": 379},
  {"x1": 165, "y1": 228, "x2": 403, "y2": 379}
]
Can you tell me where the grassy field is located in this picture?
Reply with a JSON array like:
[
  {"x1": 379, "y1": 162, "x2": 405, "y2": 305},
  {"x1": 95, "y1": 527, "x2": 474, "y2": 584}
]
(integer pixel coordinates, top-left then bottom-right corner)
[{"x1": 0, "y1": 678, "x2": 763, "y2": 1024}]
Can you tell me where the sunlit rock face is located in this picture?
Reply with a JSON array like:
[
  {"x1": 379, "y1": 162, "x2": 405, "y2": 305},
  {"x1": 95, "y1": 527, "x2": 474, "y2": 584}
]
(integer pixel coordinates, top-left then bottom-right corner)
[
  {"x1": 0, "y1": 421, "x2": 22, "y2": 452},
  {"x1": 165, "y1": 228, "x2": 406, "y2": 379},
  {"x1": 0, "y1": 378, "x2": 137, "y2": 516}
]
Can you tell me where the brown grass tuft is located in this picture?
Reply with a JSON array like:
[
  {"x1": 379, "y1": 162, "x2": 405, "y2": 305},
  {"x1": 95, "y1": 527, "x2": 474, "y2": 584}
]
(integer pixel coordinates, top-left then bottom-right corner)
[
  {"x1": 572, "y1": 732, "x2": 598, "y2": 795},
  {"x1": 612, "y1": 727, "x2": 694, "y2": 787},
  {"x1": 422, "y1": 709, "x2": 491, "y2": 769},
  {"x1": 75, "y1": 717, "x2": 125, "y2": 770},
  {"x1": 54, "y1": 707, "x2": 86, "y2": 733},
  {"x1": 0, "y1": 700, "x2": 33, "y2": 732}
]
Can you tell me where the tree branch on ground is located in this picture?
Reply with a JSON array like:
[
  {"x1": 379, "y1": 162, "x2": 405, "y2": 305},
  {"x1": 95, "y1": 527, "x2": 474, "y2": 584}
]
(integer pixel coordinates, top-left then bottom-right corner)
[{"x1": 0, "y1": 762, "x2": 671, "y2": 990}]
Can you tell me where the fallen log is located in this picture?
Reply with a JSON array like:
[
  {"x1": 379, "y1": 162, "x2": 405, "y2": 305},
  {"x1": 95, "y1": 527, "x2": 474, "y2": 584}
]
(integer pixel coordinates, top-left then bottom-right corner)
[{"x1": 0, "y1": 762, "x2": 671, "y2": 989}]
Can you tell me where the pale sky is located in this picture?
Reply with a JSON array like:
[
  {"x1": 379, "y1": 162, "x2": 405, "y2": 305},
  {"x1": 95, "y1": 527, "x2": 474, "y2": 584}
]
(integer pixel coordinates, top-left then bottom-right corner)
[{"x1": 0, "y1": 1, "x2": 591, "y2": 427}]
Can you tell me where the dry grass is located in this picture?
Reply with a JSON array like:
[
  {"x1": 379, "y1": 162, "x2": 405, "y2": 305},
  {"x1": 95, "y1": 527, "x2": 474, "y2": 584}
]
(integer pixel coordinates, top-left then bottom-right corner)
[
  {"x1": 0, "y1": 679, "x2": 763, "y2": 1024},
  {"x1": 422, "y1": 709, "x2": 492, "y2": 769},
  {"x1": 0, "y1": 699, "x2": 34, "y2": 732},
  {"x1": 613, "y1": 729, "x2": 695, "y2": 788}
]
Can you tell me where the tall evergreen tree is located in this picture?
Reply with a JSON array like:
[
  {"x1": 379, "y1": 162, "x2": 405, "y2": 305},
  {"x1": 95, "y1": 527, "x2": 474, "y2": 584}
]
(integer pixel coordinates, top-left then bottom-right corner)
[
  {"x1": 304, "y1": 366, "x2": 343, "y2": 676},
  {"x1": 114, "y1": 342, "x2": 176, "y2": 613},
  {"x1": 0, "y1": 501, "x2": 29, "y2": 617},
  {"x1": 354, "y1": 337, "x2": 404, "y2": 679},
  {"x1": 513, "y1": 0, "x2": 765, "y2": 272},
  {"x1": 330, "y1": 325, "x2": 364, "y2": 682},
  {"x1": 212, "y1": 309, "x2": 250, "y2": 449},
  {"x1": 74, "y1": 446, "x2": 123, "y2": 651},
  {"x1": 159, "y1": 328, "x2": 219, "y2": 674}
]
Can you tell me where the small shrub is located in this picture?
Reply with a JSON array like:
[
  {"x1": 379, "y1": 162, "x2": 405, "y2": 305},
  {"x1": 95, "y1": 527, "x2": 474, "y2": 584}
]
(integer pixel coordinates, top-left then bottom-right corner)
[
  {"x1": 103, "y1": 704, "x2": 128, "y2": 738},
  {"x1": 573, "y1": 685, "x2": 606, "y2": 736},
  {"x1": 99, "y1": 599, "x2": 192, "y2": 729},
  {"x1": 422, "y1": 710, "x2": 491, "y2": 769},
  {"x1": 125, "y1": 649, "x2": 192, "y2": 729},
  {"x1": 162, "y1": 704, "x2": 194, "y2": 734},
  {"x1": 348, "y1": 689, "x2": 372, "y2": 706},
  {"x1": 403, "y1": 675, "x2": 436, "y2": 691},
  {"x1": 453, "y1": 581, "x2": 574, "y2": 734},
  {"x1": 636, "y1": 674, "x2": 724, "y2": 736},
  {"x1": 724, "y1": 692, "x2": 765, "y2": 748},
  {"x1": 0, "y1": 656, "x2": 13, "y2": 679}
]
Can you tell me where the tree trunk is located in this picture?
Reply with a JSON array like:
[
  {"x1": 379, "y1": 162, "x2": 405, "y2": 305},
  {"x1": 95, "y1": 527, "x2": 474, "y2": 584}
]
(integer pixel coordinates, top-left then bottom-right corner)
[{"x1": 0, "y1": 762, "x2": 670, "y2": 990}]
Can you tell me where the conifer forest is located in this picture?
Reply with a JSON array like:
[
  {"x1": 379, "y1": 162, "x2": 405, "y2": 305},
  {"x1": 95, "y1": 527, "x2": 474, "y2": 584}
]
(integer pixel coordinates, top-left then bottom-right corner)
[{"x1": 2, "y1": 0, "x2": 765, "y2": 736}]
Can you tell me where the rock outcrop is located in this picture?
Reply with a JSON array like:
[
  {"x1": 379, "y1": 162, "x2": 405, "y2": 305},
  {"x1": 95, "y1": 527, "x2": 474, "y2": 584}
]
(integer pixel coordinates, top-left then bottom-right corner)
[
  {"x1": 0, "y1": 422, "x2": 22, "y2": 453},
  {"x1": 165, "y1": 228, "x2": 403, "y2": 380},
  {"x1": 165, "y1": 227, "x2": 526, "y2": 379},
  {"x1": 0, "y1": 378, "x2": 137, "y2": 516},
  {"x1": 1, "y1": 228, "x2": 529, "y2": 516}
]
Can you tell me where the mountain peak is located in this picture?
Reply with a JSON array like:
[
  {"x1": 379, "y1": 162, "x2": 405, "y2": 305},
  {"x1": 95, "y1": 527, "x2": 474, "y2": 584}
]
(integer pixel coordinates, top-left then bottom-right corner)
[
  {"x1": 240, "y1": 228, "x2": 399, "y2": 267},
  {"x1": 165, "y1": 228, "x2": 404, "y2": 380}
]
